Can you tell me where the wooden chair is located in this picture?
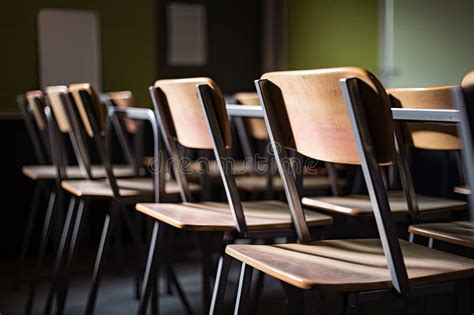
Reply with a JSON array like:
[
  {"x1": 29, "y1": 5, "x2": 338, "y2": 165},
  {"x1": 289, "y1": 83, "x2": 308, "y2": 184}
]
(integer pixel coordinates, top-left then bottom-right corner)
[
  {"x1": 108, "y1": 91, "x2": 137, "y2": 134},
  {"x1": 142, "y1": 92, "x2": 253, "y2": 187},
  {"x1": 403, "y1": 73, "x2": 474, "y2": 250},
  {"x1": 17, "y1": 91, "x2": 56, "y2": 290},
  {"x1": 300, "y1": 84, "x2": 467, "y2": 222},
  {"x1": 222, "y1": 68, "x2": 474, "y2": 314},
  {"x1": 19, "y1": 87, "x2": 158, "y2": 314},
  {"x1": 180, "y1": 92, "x2": 341, "y2": 198},
  {"x1": 134, "y1": 77, "x2": 333, "y2": 314},
  {"x1": 232, "y1": 92, "x2": 345, "y2": 197},
  {"x1": 106, "y1": 90, "x2": 152, "y2": 174},
  {"x1": 454, "y1": 71, "x2": 474, "y2": 196},
  {"x1": 233, "y1": 92, "x2": 267, "y2": 143},
  {"x1": 20, "y1": 91, "x2": 51, "y2": 164},
  {"x1": 41, "y1": 83, "x2": 198, "y2": 315},
  {"x1": 22, "y1": 88, "x2": 139, "y2": 182}
]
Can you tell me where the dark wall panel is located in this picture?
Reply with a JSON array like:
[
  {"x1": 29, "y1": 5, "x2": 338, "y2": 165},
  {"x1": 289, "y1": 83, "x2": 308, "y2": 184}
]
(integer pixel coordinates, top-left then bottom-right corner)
[
  {"x1": 156, "y1": 0, "x2": 262, "y2": 93},
  {"x1": 0, "y1": 117, "x2": 36, "y2": 259}
]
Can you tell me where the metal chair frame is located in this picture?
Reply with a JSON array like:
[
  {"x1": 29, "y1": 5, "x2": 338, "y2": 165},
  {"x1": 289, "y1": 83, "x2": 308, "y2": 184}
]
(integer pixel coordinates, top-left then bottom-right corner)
[
  {"x1": 135, "y1": 82, "x2": 331, "y2": 315},
  {"x1": 40, "y1": 88, "x2": 173, "y2": 315},
  {"x1": 227, "y1": 76, "x2": 474, "y2": 314}
]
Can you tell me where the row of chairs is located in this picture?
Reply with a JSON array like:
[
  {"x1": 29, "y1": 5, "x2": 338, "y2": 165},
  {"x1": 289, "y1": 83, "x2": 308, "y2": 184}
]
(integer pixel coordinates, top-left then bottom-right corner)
[
  {"x1": 18, "y1": 67, "x2": 474, "y2": 314},
  {"x1": 18, "y1": 81, "x2": 335, "y2": 314}
]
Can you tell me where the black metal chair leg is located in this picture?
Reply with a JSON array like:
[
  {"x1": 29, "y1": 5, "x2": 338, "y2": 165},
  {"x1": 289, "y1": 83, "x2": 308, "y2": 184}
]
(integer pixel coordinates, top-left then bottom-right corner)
[
  {"x1": 455, "y1": 279, "x2": 471, "y2": 315},
  {"x1": 165, "y1": 261, "x2": 194, "y2": 314},
  {"x1": 135, "y1": 273, "x2": 142, "y2": 300},
  {"x1": 281, "y1": 282, "x2": 304, "y2": 315},
  {"x1": 120, "y1": 206, "x2": 147, "y2": 300},
  {"x1": 18, "y1": 184, "x2": 43, "y2": 288},
  {"x1": 166, "y1": 268, "x2": 173, "y2": 296},
  {"x1": 350, "y1": 168, "x2": 364, "y2": 194},
  {"x1": 53, "y1": 187, "x2": 65, "y2": 250},
  {"x1": 249, "y1": 270, "x2": 265, "y2": 315},
  {"x1": 393, "y1": 296, "x2": 409, "y2": 315},
  {"x1": 307, "y1": 290, "x2": 326, "y2": 315},
  {"x1": 234, "y1": 263, "x2": 253, "y2": 315},
  {"x1": 55, "y1": 199, "x2": 87, "y2": 315},
  {"x1": 428, "y1": 238, "x2": 434, "y2": 248},
  {"x1": 137, "y1": 221, "x2": 163, "y2": 315},
  {"x1": 151, "y1": 277, "x2": 159, "y2": 315},
  {"x1": 24, "y1": 189, "x2": 56, "y2": 315},
  {"x1": 210, "y1": 254, "x2": 232, "y2": 315},
  {"x1": 84, "y1": 201, "x2": 119, "y2": 315},
  {"x1": 345, "y1": 292, "x2": 360, "y2": 315},
  {"x1": 199, "y1": 233, "x2": 212, "y2": 314},
  {"x1": 112, "y1": 208, "x2": 125, "y2": 269},
  {"x1": 43, "y1": 197, "x2": 78, "y2": 315}
]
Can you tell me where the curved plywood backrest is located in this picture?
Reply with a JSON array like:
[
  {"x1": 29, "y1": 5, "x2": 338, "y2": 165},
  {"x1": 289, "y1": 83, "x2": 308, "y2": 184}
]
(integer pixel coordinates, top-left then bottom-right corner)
[
  {"x1": 261, "y1": 67, "x2": 396, "y2": 165},
  {"x1": 45, "y1": 86, "x2": 70, "y2": 133},
  {"x1": 69, "y1": 83, "x2": 106, "y2": 138},
  {"x1": 108, "y1": 91, "x2": 137, "y2": 134},
  {"x1": 108, "y1": 90, "x2": 134, "y2": 107},
  {"x1": 388, "y1": 86, "x2": 459, "y2": 150},
  {"x1": 154, "y1": 77, "x2": 231, "y2": 149},
  {"x1": 26, "y1": 90, "x2": 47, "y2": 130},
  {"x1": 233, "y1": 92, "x2": 268, "y2": 140},
  {"x1": 233, "y1": 92, "x2": 259, "y2": 105},
  {"x1": 462, "y1": 71, "x2": 474, "y2": 113},
  {"x1": 462, "y1": 71, "x2": 474, "y2": 87}
]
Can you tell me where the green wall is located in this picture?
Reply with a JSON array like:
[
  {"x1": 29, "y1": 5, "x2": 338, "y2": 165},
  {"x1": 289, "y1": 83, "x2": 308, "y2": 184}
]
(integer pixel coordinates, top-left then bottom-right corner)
[
  {"x1": 1, "y1": 0, "x2": 155, "y2": 111},
  {"x1": 287, "y1": 0, "x2": 379, "y2": 73}
]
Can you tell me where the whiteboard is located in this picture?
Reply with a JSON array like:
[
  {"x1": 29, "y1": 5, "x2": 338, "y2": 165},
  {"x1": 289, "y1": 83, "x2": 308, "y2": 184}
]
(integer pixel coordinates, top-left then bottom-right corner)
[{"x1": 38, "y1": 9, "x2": 101, "y2": 90}]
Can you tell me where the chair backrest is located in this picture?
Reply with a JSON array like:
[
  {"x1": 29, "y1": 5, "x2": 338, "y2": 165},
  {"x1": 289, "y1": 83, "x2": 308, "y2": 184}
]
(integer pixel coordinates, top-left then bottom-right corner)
[
  {"x1": 151, "y1": 78, "x2": 247, "y2": 234},
  {"x1": 260, "y1": 67, "x2": 397, "y2": 165},
  {"x1": 45, "y1": 85, "x2": 95, "y2": 179},
  {"x1": 233, "y1": 92, "x2": 268, "y2": 140},
  {"x1": 26, "y1": 90, "x2": 47, "y2": 131},
  {"x1": 69, "y1": 83, "x2": 106, "y2": 138},
  {"x1": 388, "y1": 86, "x2": 460, "y2": 150},
  {"x1": 257, "y1": 67, "x2": 409, "y2": 295},
  {"x1": 108, "y1": 90, "x2": 134, "y2": 107},
  {"x1": 108, "y1": 91, "x2": 137, "y2": 134},
  {"x1": 19, "y1": 91, "x2": 51, "y2": 164},
  {"x1": 154, "y1": 78, "x2": 231, "y2": 150},
  {"x1": 68, "y1": 83, "x2": 118, "y2": 194},
  {"x1": 45, "y1": 86, "x2": 71, "y2": 133},
  {"x1": 462, "y1": 71, "x2": 474, "y2": 111},
  {"x1": 462, "y1": 71, "x2": 474, "y2": 87}
]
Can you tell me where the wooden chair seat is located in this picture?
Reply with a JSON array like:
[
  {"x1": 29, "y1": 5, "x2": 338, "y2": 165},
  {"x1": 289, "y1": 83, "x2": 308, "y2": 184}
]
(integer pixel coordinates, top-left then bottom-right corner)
[
  {"x1": 61, "y1": 177, "x2": 200, "y2": 199},
  {"x1": 135, "y1": 200, "x2": 332, "y2": 232},
  {"x1": 22, "y1": 164, "x2": 140, "y2": 181},
  {"x1": 225, "y1": 238, "x2": 474, "y2": 291},
  {"x1": 302, "y1": 191, "x2": 466, "y2": 217},
  {"x1": 409, "y1": 221, "x2": 474, "y2": 248},
  {"x1": 454, "y1": 185, "x2": 470, "y2": 195},
  {"x1": 235, "y1": 175, "x2": 344, "y2": 192}
]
